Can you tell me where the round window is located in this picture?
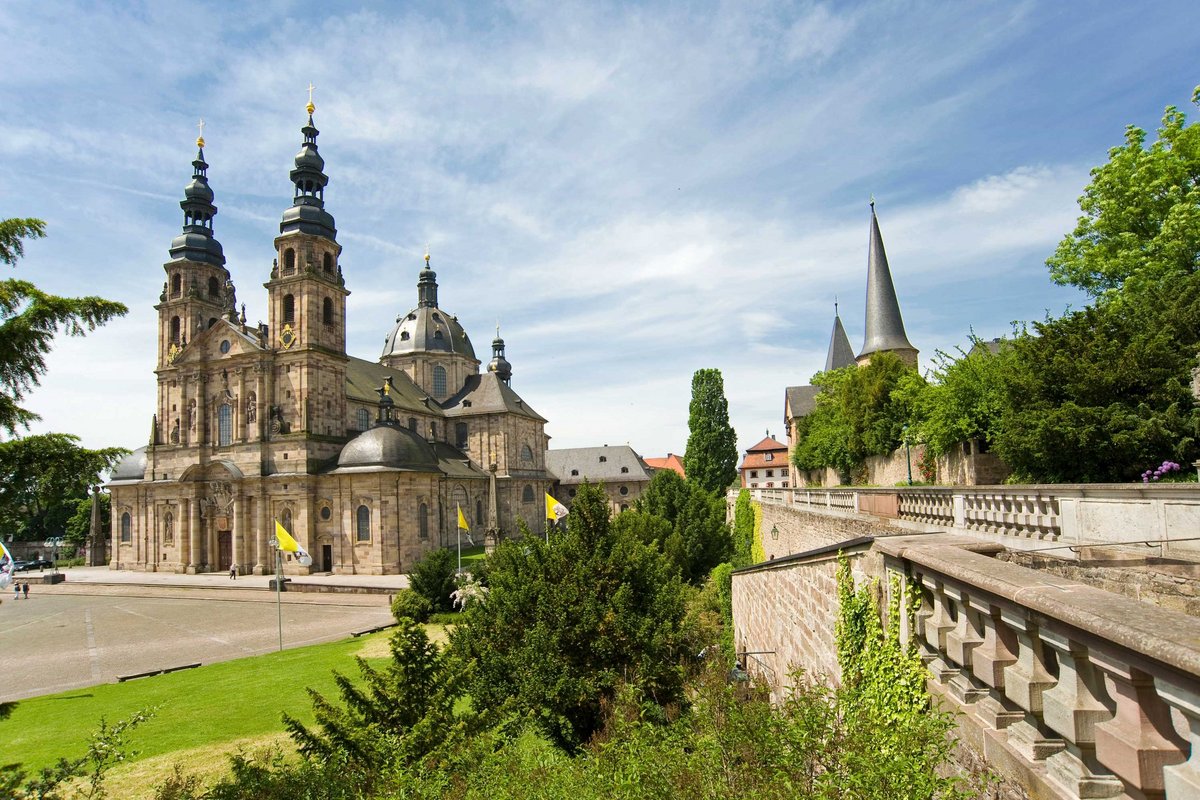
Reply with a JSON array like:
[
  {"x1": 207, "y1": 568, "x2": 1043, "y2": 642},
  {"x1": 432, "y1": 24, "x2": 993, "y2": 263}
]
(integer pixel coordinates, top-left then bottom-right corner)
[
  {"x1": 619, "y1": 486, "x2": 628, "y2": 495},
  {"x1": 320, "y1": 506, "x2": 331, "y2": 521},
  {"x1": 219, "y1": 339, "x2": 231, "y2": 354}
]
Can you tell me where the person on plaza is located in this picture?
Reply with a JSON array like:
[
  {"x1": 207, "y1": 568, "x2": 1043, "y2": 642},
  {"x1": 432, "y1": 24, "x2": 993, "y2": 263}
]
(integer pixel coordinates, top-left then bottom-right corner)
[
  {"x1": 21, "y1": 582, "x2": 29, "y2": 599},
  {"x1": 229, "y1": 563, "x2": 238, "y2": 580},
  {"x1": 13, "y1": 583, "x2": 19, "y2": 600}
]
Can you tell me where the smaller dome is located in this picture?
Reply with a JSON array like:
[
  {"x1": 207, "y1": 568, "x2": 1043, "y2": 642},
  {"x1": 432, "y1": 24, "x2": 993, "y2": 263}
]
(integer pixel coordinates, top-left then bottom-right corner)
[
  {"x1": 337, "y1": 425, "x2": 439, "y2": 471},
  {"x1": 184, "y1": 177, "x2": 213, "y2": 202},
  {"x1": 382, "y1": 306, "x2": 476, "y2": 360},
  {"x1": 169, "y1": 231, "x2": 225, "y2": 266},
  {"x1": 295, "y1": 144, "x2": 325, "y2": 172},
  {"x1": 111, "y1": 446, "x2": 147, "y2": 481}
]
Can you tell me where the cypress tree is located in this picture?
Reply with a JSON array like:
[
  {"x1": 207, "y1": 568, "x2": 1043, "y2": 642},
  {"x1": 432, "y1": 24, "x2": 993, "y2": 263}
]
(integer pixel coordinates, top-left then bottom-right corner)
[{"x1": 683, "y1": 368, "x2": 738, "y2": 494}]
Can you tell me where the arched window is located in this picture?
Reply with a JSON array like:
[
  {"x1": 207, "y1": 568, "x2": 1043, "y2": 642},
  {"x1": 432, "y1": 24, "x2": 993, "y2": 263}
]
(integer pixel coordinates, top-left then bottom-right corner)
[
  {"x1": 207, "y1": 276, "x2": 220, "y2": 297},
  {"x1": 163, "y1": 512, "x2": 174, "y2": 545},
  {"x1": 476, "y1": 499, "x2": 483, "y2": 526},
  {"x1": 283, "y1": 249, "x2": 295, "y2": 274},
  {"x1": 399, "y1": 330, "x2": 410, "y2": 341},
  {"x1": 408, "y1": 417, "x2": 417, "y2": 431},
  {"x1": 120, "y1": 512, "x2": 131, "y2": 543},
  {"x1": 323, "y1": 252, "x2": 333, "y2": 273},
  {"x1": 217, "y1": 404, "x2": 233, "y2": 446},
  {"x1": 281, "y1": 508, "x2": 293, "y2": 535},
  {"x1": 418, "y1": 503, "x2": 429, "y2": 540},
  {"x1": 520, "y1": 444, "x2": 533, "y2": 462},
  {"x1": 455, "y1": 422, "x2": 468, "y2": 449},
  {"x1": 323, "y1": 297, "x2": 334, "y2": 325},
  {"x1": 170, "y1": 273, "x2": 181, "y2": 295},
  {"x1": 169, "y1": 316, "x2": 181, "y2": 343},
  {"x1": 356, "y1": 505, "x2": 371, "y2": 542},
  {"x1": 522, "y1": 485, "x2": 535, "y2": 502},
  {"x1": 432, "y1": 366, "x2": 447, "y2": 398},
  {"x1": 356, "y1": 407, "x2": 371, "y2": 431},
  {"x1": 282, "y1": 294, "x2": 295, "y2": 324}
]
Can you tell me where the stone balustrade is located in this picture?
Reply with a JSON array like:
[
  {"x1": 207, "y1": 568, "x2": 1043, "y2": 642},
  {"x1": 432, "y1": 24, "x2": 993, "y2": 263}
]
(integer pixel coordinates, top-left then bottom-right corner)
[
  {"x1": 735, "y1": 483, "x2": 1200, "y2": 557},
  {"x1": 878, "y1": 538, "x2": 1200, "y2": 799}
]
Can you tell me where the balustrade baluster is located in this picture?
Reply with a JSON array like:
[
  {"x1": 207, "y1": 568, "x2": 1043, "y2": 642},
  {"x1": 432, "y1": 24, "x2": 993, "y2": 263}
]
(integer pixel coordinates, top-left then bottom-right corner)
[
  {"x1": 1001, "y1": 609, "x2": 1065, "y2": 761},
  {"x1": 918, "y1": 576, "x2": 957, "y2": 686},
  {"x1": 968, "y1": 598, "x2": 1023, "y2": 731},
  {"x1": 1038, "y1": 631, "x2": 1123, "y2": 798},
  {"x1": 1153, "y1": 678, "x2": 1200, "y2": 797},
  {"x1": 944, "y1": 585, "x2": 986, "y2": 705},
  {"x1": 1090, "y1": 652, "x2": 1187, "y2": 799}
]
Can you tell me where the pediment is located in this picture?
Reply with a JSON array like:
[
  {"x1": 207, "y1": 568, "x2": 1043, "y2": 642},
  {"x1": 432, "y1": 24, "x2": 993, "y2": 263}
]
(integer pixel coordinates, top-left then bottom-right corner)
[{"x1": 172, "y1": 318, "x2": 264, "y2": 366}]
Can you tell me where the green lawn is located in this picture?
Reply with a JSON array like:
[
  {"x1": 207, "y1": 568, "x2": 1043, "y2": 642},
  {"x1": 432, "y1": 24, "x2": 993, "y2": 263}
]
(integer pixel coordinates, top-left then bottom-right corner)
[
  {"x1": 0, "y1": 631, "x2": 398, "y2": 772},
  {"x1": 459, "y1": 544, "x2": 487, "y2": 565}
]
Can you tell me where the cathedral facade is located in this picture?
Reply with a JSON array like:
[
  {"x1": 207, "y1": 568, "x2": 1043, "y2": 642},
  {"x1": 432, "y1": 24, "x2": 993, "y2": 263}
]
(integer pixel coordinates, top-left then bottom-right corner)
[{"x1": 107, "y1": 105, "x2": 551, "y2": 575}]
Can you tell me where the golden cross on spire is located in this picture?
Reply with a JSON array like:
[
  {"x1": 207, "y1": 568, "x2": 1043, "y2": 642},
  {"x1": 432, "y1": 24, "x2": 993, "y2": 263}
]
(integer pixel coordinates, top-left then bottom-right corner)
[
  {"x1": 306, "y1": 82, "x2": 316, "y2": 115},
  {"x1": 196, "y1": 117, "x2": 205, "y2": 149}
]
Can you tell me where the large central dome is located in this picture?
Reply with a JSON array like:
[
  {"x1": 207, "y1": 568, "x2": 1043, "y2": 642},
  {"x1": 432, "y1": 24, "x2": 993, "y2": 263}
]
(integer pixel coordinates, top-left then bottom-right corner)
[{"x1": 381, "y1": 258, "x2": 476, "y2": 360}]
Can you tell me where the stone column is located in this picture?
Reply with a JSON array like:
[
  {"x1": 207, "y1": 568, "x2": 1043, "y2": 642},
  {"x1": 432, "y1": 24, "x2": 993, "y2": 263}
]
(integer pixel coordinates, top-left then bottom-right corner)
[
  {"x1": 254, "y1": 490, "x2": 267, "y2": 574},
  {"x1": 1091, "y1": 651, "x2": 1187, "y2": 799},
  {"x1": 1038, "y1": 631, "x2": 1123, "y2": 798},
  {"x1": 187, "y1": 495, "x2": 201, "y2": 574},
  {"x1": 232, "y1": 493, "x2": 243, "y2": 573}
]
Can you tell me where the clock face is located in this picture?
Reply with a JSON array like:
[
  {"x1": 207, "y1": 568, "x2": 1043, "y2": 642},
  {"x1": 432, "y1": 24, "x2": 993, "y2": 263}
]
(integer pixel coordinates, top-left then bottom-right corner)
[{"x1": 280, "y1": 324, "x2": 296, "y2": 350}]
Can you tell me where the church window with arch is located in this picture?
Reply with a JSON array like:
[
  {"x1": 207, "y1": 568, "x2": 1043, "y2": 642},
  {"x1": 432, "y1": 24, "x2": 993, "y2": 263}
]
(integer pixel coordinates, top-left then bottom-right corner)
[
  {"x1": 283, "y1": 248, "x2": 295, "y2": 275},
  {"x1": 522, "y1": 485, "x2": 535, "y2": 502},
  {"x1": 283, "y1": 294, "x2": 295, "y2": 324},
  {"x1": 169, "y1": 316, "x2": 181, "y2": 344},
  {"x1": 418, "y1": 503, "x2": 429, "y2": 540},
  {"x1": 355, "y1": 407, "x2": 370, "y2": 431},
  {"x1": 120, "y1": 512, "x2": 131, "y2": 543},
  {"x1": 217, "y1": 404, "x2": 233, "y2": 446},
  {"x1": 323, "y1": 252, "x2": 333, "y2": 274},
  {"x1": 170, "y1": 273, "x2": 181, "y2": 296},
  {"x1": 323, "y1": 297, "x2": 334, "y2": 326},
  {"x1": 432, "y1": 366, "x2": 447, "y2": 399},
  {"x1": 520, "y1": 444, "x2": 533, "y2": 463},
  {"x1": 356, "y1": 505, "x2": 371, "y2": 542},
  {"x1": 208, "y1": 276, "x2": 220, "y2": 297}
]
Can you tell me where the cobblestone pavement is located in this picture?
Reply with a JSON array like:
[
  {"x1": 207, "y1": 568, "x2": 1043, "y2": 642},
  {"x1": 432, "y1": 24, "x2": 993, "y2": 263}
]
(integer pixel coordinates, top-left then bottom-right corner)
[{"x1": 0, "y1": 568, "x2": 401, "y2": 702}]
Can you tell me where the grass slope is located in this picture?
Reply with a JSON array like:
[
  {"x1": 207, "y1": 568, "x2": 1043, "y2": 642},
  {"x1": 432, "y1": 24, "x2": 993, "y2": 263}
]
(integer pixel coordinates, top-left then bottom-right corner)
[{"x1": 0, "y1": 631, "x2": 397, "y2": 772}]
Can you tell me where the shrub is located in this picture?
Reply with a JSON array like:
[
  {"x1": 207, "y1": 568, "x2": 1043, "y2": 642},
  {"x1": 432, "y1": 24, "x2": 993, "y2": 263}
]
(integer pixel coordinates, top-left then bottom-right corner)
[
  {"x1": 391, "y1": 589, "x2": 433, "y2": 623},
  {"x1": 408, "y1": 548, "x2": 458, "y2": 613}
]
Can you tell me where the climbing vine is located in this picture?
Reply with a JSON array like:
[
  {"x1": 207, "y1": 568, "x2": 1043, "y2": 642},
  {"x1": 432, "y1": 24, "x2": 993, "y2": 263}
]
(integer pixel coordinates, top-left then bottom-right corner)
[{"x1": 749, "y1": 501, "x2": 766, "y2": 563}]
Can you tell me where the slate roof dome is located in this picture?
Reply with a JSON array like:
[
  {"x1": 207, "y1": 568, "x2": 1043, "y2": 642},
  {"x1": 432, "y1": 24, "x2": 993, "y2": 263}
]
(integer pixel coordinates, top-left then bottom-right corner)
[
  {"x1": 381, "y1": 257, "x2": 476, "y2": 360},
  {"x1": 111, "y1": 446, "x2": 148, "y2": 481},
  {"x1": 336, "y1": 425, "x2": 439, "y2": 471},
  {"x1": 184, "y1": 175, "x2": 214, "y2": 202}
]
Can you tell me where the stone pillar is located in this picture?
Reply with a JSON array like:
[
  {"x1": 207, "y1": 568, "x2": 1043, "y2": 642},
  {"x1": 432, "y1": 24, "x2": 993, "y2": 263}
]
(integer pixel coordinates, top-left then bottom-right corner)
[
  {"x1": 1091, "y1": 651, "x2": 1187, "y2": 799},
  {"x1": 254, "y1": 491, "x2": 267, "y2": 574},
  {"x1": 187, "y1": 496, "x2": 201, "y2": 574},
  {"x1": 1038, "y1": 631, "x2": 1124, "y2": 798}
]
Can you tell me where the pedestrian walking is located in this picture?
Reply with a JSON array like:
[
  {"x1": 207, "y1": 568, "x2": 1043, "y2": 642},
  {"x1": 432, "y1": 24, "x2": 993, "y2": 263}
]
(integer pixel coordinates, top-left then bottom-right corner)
[
  {"x1": 13, "y1": 583, "x2": 19, "y2": 600},
  {"x1": 229, "y1": 563, "x2": 238, "y2": 580},
  {"x1": 21, "y1": 582, "x2": 29, "y2": 599}
]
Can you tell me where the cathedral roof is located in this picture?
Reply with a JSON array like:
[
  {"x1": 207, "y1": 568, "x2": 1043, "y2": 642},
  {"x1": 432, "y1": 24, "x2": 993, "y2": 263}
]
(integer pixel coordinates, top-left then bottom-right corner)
[
  {"x1": 825, "y1": 313, "x2": 856, "y2": 371},
  {"x1": 110, "y1": 446, "x2": 148, "y2": 483},
  {"x1": 334, "y1": 424, "x2": 440, "y2": 471},
  {"x1": 859, "y1": 203, "x2": 915, "y2": 358},
  {"x1": 746, "y1": 435, "x2": 787, "y2": 453},
  {"x1": 441, "y1": 373, "x2": 546, "y2": 422},
  {"x1": 382, "y1": 306, "x2": 476, "y2": 361},
  {"x1": 785, "y1": 385, "x2": 819, "y2": 420},
  {"x1": 345, "y1": 357, "x2": 432, "y2": 412},
  {"x1": 546, "y1": 445, "x2": 653, "y2": 484}
]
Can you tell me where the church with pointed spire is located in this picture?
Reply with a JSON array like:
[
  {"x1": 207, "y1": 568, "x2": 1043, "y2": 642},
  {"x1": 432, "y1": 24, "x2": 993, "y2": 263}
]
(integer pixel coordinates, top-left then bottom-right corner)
[
  {"x1": 785, "y1": 202, "x2": 919, "y2": 463},
  {"x1": 107, "y1": 101, "x2": 552, "y2": 576}
]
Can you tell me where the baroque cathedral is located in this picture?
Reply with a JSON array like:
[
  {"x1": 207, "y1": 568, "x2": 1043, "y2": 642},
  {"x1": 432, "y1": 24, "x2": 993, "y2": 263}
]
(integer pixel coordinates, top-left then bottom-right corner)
[{"x1": 108, "y1": 101, "x2": 552, "y2": 575}]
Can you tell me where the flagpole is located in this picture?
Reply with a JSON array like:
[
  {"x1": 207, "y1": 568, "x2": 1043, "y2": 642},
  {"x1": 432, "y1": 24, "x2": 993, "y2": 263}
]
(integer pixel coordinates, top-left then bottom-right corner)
[{"x1": 275, "y1": 543, "x2": 283, "y2": 652}]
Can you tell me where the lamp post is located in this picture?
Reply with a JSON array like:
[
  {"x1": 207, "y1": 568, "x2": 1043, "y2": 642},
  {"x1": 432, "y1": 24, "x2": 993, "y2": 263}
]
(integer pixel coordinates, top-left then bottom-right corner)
[
  {"x1": 903, "y1": 425, "x2": 913, "y2": 486},
  {"x1": 770, "y1": 524, "x2": 779, "y2": 540}
]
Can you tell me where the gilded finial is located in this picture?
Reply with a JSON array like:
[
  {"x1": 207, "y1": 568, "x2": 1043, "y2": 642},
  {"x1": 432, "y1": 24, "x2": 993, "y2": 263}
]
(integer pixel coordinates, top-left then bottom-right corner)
[
  {"x1": 424, "y1": 243, "x2": 430, "y2": 267},
  {"x1": 306, "y1": 82, "x2": 316, "y2": 115},
  {"x1": 496, "y1": 320, "x2": 500, "y2": 338},
  {"x1": 196, "y1": 117, "x2": 206, "y2": 149}
]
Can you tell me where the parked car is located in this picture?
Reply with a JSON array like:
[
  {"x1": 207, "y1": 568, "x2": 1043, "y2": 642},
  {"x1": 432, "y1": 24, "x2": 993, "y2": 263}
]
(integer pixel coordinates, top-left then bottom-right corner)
[{"x1": 16, "y1": 558, "x2": 52, "y2": 571}]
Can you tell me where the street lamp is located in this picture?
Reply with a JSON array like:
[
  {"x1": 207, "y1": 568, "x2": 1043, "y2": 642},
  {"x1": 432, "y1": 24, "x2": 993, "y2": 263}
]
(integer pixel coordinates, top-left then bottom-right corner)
[{"x1": 770, "y1": 524, "x2": 779, "y2": 540}]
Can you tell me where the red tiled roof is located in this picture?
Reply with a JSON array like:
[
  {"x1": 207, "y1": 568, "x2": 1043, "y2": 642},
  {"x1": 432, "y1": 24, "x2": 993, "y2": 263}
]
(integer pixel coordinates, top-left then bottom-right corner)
[
  {"x1": 644, "y1": 453, "x2": 686, "y2": 478},
  {"x1": 739, "y1": 452, "x2": 787, "y2": 470},
  {"x1": 746, "y1": 435, "x2": 787, "y2": 453}
]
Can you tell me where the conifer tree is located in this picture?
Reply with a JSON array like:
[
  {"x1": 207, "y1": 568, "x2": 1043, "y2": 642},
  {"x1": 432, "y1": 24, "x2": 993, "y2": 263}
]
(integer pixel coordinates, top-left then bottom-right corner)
[{"x1": 683, "y1": 368, "x2": 738, "y2": 494}]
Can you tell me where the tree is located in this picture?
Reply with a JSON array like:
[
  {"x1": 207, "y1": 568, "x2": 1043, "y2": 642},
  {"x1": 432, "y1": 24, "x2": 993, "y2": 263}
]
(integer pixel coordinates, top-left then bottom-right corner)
[
  {"x1": 0, "y1": 218, "x2": 127, "y2": 434},
  {"x1": 407, "y1": 547, "x2": 459, "y2": 613},
  {"x1": 0, "y1": 434, "x2": 126, "y2": 542},
  {"x1": 683, "y1": 368, "x2": 738, "y2": 494},
  {"x1": 730, "y1": 488, "x2": 754, "y2": 567},
  {"x1": 1047, "y1": 87, "x2": 1200, "y2": 297},
  {"x1": 452, "y1": 482, "x2": 688, "y2": 750},
  {"x1": 629, "y1": 469, "x2": 731, "y2": 584}
]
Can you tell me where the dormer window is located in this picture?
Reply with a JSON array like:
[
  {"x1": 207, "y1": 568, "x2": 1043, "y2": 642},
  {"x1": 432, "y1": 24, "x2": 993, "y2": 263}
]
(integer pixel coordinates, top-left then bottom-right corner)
[
  {"x1": 599, "y1": 456, "x2": 607, "y2": 463},
  {"x1": 400, "y1": 331, "x2": 410, "y2": 341},
  {"x1": 764, "y1": 453, "x2": 774, "y2": 462},
  {"x1": 620, "y1": 466, "x2": 629, "y2": 473},
  {"x1": 570, "y1": 469, "x2": 579, "y2": 476}
]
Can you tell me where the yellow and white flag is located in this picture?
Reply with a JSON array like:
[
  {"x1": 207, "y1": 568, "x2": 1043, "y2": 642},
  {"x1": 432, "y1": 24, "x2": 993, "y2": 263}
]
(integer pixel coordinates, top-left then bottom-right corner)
[
  {"x1": 274, "y1": 520, "x2": 313, "y2": 567},
  {"x1": 546, "y1": 493, "x2": 568, "y2": 522},
  {"x1": 457, "y1": 505, "x2": 470, "y2": 531},
  {"x1": 0, "y1": 540, "x2": 14, "y2": 589}
]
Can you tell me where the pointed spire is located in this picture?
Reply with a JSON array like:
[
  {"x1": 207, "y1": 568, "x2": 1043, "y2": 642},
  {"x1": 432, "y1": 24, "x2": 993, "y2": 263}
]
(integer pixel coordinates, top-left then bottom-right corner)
[
  {"x1": 824, "y1": 304, "x2": 856, "y2": 371},
  {"x1": 858, "y1": 202, "x2": 916, "y2": 361},
  {"x1": 279, "y1": 86, "x2": 337, "y2": 240},
  {"x1": 488, "y1": 323, "x2": 512, "y2": 385},
  {"x1": 168, "y1": 127, "x2": 225, "y2": 266}
]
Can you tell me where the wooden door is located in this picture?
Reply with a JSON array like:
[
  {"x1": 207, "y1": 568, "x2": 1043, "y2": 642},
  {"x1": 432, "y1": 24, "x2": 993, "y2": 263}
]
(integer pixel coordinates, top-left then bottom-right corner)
[{"x1": 217, "y1": 531, "x2": 232, "y2": 570}]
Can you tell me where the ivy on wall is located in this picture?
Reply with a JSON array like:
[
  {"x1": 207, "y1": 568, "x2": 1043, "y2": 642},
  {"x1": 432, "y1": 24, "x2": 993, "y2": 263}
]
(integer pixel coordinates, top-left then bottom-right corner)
[{"x1": 750, "y1": 501, "x2": 766, "y2": 564}]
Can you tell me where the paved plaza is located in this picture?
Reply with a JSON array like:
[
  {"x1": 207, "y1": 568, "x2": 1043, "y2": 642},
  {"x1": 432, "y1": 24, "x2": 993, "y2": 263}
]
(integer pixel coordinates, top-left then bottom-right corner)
[{"x1": 0, "y1": 568, "x2": 405, "y2": 702}]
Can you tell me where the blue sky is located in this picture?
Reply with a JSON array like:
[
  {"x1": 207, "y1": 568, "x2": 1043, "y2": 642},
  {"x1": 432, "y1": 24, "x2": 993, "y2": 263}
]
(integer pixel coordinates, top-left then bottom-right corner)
[{"x1": 2, "y1": 1, "x2": 1198, "y2": 460}]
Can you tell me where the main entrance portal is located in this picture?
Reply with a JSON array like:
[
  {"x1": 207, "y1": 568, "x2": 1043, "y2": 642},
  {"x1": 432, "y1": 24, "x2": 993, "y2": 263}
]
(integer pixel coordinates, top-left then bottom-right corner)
[{"x1": 217, "y1": 531, "x2": 232, "y2": 570}]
